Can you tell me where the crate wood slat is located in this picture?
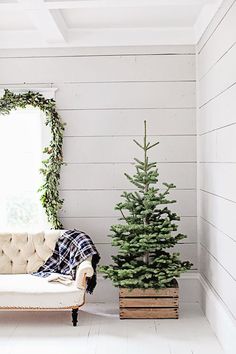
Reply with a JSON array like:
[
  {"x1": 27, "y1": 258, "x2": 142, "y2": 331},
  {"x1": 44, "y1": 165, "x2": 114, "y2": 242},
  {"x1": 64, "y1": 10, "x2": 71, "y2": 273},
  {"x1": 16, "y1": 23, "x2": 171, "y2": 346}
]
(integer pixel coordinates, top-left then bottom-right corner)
[
  {"x1": 119, "y1": 287, "x2": 178, "y2": 298},
  {"x1": 119, "y1": 279, "x2": 179, "y2": 319},
  {"x1": 120, "y1": 308, "x2": 179, "y2": 319},
  {"x1": 119, "y1": 282, "x2": 178, "y2": 298},
  {"x1": 119, "y1": 297, "x2": 178, "y2": 308}
]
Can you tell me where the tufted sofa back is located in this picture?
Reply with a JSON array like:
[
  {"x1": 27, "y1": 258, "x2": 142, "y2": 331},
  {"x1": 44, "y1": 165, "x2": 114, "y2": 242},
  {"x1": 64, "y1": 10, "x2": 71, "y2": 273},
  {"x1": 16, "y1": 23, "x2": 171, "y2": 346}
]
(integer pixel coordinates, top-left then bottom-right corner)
[{"x1": 0, "y1": 230, "x2": 66, "y2": 274}]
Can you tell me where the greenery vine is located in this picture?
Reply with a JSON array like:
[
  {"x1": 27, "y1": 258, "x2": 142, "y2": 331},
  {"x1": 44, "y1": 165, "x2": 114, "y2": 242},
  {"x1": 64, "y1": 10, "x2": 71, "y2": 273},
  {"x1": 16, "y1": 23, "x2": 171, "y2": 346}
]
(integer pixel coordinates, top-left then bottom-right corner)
[{"x1": 0, "y1": 89, "x2": 65, "y2": 229}]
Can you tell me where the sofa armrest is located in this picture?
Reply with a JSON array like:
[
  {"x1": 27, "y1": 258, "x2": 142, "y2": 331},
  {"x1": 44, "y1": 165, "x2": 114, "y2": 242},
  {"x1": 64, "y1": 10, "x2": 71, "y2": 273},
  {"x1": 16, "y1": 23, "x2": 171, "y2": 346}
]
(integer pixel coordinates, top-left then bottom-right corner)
[{"x1": 75, "y1": 257, "x2": 94, "y2": 290}]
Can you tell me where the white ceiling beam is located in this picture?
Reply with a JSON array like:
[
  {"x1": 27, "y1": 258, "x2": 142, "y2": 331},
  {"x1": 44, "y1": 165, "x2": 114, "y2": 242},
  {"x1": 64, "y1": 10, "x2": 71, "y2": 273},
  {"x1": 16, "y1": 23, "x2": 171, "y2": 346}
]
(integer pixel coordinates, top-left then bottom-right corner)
[
  {"x1": 17, "y1": 0, "x2": 67, "y2": 43},
  {"x1": 0, "y1": 4, "x2": 20, "y2": 10},
  {"x1": 0, "y1": 30, "x2": 46, "y2": 48},
  {"x1": 0, "y1": 27, "x2": 194, "y2": 48},
  {"x1": 67, "y1": 27, "x2": 195, "y2": 46},
  {"x1": 0, "y1": 0, "x2": 217, "y2": 10},
  {"x1": 44, "y1": 0, "x2": 217, "y2": 9}
]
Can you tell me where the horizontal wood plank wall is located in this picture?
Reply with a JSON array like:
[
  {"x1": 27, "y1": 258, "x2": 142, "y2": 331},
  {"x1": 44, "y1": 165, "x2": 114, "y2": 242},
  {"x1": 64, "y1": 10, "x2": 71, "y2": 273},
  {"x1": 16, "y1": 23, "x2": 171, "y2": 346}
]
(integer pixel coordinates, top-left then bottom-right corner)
[
  {"x1": 197, "y1": 0, "x2": 236, "y2": 320},
  {"x1": 0, "y1": 46, "x2": 197, "y2": 300}
]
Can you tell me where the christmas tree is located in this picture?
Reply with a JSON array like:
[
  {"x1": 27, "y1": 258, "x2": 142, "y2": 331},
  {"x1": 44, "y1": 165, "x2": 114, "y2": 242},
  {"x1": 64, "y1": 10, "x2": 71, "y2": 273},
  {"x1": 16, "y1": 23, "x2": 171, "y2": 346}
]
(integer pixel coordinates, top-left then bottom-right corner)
[{"x1": 100, "y1": 121, "x2": 192, "y2": 289}]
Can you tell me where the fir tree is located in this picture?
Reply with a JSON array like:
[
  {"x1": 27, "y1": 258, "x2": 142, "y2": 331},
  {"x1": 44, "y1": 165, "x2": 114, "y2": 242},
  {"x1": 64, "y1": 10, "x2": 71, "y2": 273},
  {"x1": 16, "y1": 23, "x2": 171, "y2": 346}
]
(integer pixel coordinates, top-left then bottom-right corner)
[{"x1": 100, "y1": 121, "x2": 192, "y2": 289}]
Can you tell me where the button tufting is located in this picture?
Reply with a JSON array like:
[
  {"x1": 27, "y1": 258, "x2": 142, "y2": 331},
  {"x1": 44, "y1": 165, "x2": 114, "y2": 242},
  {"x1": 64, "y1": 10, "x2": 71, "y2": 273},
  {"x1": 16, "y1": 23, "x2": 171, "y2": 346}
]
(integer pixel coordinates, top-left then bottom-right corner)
[{"x1": 0, "y1": 230, "x2": 61, "y2": 273}]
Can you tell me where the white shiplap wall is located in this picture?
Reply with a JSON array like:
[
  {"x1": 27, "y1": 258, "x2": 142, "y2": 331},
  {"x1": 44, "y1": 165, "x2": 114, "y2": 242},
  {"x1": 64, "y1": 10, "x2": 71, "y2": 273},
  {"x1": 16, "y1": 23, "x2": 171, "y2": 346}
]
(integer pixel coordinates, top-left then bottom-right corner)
[
  {"x1": 0, "y1": 46, "x2": 197, "y2": 301},
  {"x1": 197, "y1": 0, "x2": 236, "y2": 352}
]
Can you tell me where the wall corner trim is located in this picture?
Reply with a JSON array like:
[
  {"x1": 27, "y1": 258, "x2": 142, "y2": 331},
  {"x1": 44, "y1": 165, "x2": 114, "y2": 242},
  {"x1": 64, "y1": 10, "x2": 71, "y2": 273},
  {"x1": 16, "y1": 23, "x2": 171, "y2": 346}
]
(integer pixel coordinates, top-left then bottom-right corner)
[{"x1": 199, "y1": 274, "x2": 236, "y2": 354}]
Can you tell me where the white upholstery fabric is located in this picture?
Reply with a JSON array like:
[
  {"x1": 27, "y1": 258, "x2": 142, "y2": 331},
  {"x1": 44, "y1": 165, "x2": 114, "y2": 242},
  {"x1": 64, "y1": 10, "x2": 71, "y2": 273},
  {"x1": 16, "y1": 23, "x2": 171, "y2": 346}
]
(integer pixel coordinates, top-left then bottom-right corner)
[
  {"x1": 0, "y1": 230, "x2": 64, "y2": 274},
  {"x1": 76, "y1": 257, "x2": 94, "y2": 289},
  {"x1": 0, "y1": 230, "x2": 94, "y2": 309},
  {"x1": 0, "y1": 274, "x2": 85, "y2": 308}
]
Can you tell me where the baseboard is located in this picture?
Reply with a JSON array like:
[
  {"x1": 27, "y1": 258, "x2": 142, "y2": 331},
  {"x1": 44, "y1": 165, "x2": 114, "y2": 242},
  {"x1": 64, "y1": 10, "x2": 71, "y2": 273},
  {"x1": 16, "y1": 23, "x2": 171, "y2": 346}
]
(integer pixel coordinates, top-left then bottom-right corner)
[
  {"x1": 199, "y1": 274, "x2": 236, "y2": 354},
  {"x1": 178, "y1": 272, "x2": 200, "y2": 303},
  {"x1": 87, "y1": 272, "x2": 200, "y2": 303}
]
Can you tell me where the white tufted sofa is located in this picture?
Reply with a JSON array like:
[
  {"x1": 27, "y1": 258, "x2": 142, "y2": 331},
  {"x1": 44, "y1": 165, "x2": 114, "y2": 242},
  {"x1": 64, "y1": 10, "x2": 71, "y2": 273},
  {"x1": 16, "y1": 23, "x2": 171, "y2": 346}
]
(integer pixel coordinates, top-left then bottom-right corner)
[{"x1": 0, "y1": 230, "x2": 94, "y2": 326}]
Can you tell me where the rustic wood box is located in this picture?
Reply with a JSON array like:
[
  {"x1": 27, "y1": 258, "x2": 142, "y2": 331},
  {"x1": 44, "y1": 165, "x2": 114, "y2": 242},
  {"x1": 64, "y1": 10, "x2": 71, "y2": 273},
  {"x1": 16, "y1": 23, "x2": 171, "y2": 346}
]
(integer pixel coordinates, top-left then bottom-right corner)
[{"x1": 119, "y1": 279, "x2": 179, "y2": 319}]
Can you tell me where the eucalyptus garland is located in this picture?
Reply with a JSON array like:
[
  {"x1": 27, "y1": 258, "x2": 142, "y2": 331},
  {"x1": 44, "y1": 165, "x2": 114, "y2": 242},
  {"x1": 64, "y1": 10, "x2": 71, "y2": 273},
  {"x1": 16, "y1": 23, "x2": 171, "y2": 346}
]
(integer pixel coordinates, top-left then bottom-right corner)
[{"x1": 0, "y1": 89, "x2": 65, "y2": 229}]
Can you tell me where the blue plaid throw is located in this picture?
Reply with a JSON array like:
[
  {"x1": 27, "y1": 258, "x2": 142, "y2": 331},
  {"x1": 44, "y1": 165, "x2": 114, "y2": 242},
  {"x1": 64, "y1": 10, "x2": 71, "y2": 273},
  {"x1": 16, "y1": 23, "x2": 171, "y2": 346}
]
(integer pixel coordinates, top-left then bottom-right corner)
[{"x1": 33, "y1": 229, "x2": 100, "y2": 294}]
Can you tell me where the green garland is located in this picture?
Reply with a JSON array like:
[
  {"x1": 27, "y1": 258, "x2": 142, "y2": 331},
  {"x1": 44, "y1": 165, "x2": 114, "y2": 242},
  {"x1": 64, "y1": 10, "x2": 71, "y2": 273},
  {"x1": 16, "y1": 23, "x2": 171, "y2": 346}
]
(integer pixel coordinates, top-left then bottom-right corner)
[{"x1": 0, "y1": 89, "x2": 65, "y2": 229}]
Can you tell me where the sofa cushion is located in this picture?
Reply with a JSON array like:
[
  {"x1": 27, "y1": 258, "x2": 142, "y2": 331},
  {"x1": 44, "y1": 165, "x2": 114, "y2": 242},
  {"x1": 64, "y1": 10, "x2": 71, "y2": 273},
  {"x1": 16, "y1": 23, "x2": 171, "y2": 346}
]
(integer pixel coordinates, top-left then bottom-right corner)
[{"x1": 0, "y1": 274, "x2": 85, "y2": 308}]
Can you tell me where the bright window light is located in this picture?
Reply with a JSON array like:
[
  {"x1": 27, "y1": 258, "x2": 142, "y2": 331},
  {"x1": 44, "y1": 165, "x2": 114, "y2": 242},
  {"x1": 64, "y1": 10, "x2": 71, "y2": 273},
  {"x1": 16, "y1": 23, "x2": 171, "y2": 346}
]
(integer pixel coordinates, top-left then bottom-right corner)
[{"x1": 0, "y1": 107, "x2": 51, "y2": 231}]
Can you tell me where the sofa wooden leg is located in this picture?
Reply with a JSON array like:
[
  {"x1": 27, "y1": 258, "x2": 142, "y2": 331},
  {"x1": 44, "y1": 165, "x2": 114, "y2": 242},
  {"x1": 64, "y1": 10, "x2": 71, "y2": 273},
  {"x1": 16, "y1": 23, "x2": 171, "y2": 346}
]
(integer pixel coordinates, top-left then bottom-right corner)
[{"x1": 72, "y1": 308, "x2": 78, "y2": 326}]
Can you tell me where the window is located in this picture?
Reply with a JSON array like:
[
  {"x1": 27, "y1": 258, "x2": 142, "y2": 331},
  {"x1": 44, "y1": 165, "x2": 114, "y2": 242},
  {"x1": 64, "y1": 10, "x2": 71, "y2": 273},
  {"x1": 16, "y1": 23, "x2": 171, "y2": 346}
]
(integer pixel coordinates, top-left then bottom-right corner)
[{"x1": 0, "y1": 107, "x2": 51, "y2": 231}]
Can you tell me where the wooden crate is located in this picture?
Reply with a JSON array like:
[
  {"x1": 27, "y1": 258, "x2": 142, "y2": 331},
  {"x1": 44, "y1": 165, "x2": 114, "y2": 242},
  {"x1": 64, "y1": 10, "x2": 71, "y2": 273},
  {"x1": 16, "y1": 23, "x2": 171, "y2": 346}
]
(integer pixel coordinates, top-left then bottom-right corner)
[{"x1": 119, "y1": 279, "x2": 179, "y2": 319}]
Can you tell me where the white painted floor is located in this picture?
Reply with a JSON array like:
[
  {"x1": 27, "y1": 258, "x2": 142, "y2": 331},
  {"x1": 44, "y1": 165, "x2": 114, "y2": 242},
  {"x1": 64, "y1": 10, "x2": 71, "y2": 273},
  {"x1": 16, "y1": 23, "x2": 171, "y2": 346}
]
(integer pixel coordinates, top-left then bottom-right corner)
[{"x1": 0, "y1": 303, "x2": 224, "y2": 354}]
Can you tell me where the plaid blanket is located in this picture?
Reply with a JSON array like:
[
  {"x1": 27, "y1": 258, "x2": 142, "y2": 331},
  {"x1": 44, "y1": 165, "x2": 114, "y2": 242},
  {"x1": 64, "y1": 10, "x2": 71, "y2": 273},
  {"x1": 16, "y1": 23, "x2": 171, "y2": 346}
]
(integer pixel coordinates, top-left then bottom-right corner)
[{"x1": 33, "y1": 229, "x2": 100, "y2": 294}]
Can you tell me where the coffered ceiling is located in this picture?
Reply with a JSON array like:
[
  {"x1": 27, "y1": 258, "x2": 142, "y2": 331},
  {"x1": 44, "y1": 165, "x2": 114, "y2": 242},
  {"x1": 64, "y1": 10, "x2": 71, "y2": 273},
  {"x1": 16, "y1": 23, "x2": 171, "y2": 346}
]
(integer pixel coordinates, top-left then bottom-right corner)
[{"x1": 0, "y1": 0, "x2": 223, "y2": 48}]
